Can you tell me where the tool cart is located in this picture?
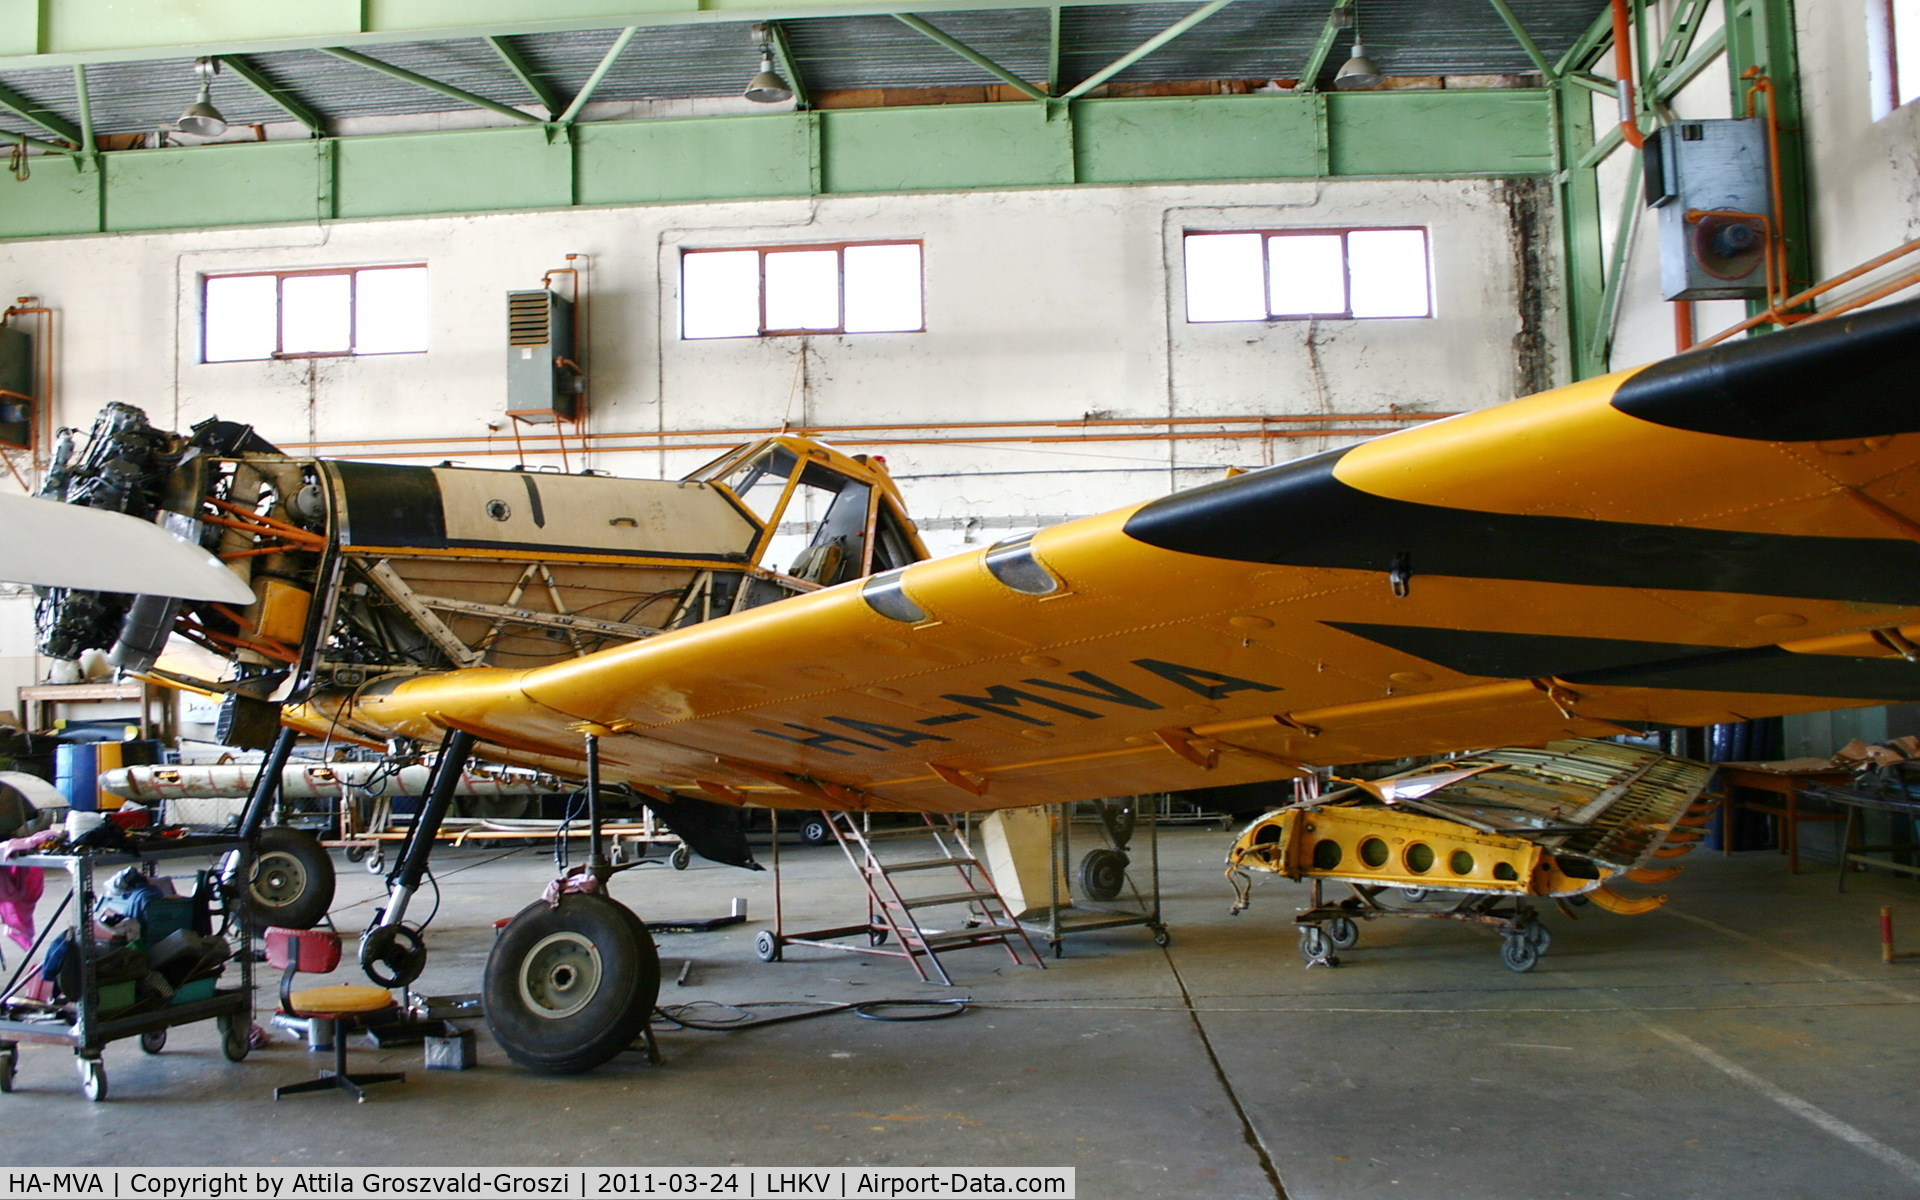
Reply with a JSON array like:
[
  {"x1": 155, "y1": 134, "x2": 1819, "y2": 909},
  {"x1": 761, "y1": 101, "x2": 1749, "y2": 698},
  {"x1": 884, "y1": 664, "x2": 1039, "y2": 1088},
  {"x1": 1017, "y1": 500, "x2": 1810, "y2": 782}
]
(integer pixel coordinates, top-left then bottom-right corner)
[{"x1": 0, "y1": 834, "x2": 254, "y2": 1101}]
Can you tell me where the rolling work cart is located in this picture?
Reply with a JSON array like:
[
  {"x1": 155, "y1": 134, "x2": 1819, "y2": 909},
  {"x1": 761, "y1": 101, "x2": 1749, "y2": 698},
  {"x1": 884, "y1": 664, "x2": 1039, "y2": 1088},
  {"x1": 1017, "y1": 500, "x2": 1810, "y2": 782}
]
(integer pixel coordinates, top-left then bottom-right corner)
[{"x1": 0, "y1": 834, "x2": 254, "y2": 1101}]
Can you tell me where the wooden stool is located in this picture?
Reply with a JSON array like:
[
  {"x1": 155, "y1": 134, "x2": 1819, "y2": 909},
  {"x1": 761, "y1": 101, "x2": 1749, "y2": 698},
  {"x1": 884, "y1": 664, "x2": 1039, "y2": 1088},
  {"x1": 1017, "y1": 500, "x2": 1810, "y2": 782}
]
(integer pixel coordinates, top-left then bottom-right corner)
[{"x1": 266, "y1": 928, "x2": 405, "y2": 1103}]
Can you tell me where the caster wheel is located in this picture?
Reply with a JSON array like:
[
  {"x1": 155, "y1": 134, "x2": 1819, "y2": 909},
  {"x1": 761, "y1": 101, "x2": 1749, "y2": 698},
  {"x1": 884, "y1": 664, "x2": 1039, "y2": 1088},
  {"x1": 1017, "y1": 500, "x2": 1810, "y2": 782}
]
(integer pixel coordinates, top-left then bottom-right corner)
[
  {"x1": 754, "y1": 930, "x2": 782, "y2": 962},
  {"x1": 365, "y1": 852, "x2": 385, "y2": 876},
  {"x1": 345, "y1": 846, "x2": 368, "y2": 864},
  {"x1": 1501, "y1": 935, "x2": 1540, "y2": 973},
  {"x1": 0, "y1": 1047, "x2": 14, "y2": 1093},
  {"x1": 671, "y1": 845, "x2": 692, "y2": 871},
  {"x1": 79, "y1": 1057, "x2": 107, "y2": 1102},
  {"x1": 1399, "y1": 888, "x2": 1429, "y2": 903},
  {"x1": 868, "y1": 927, "x2": 890, "y2": 947},
  {"x1": 1297, "y1": 925, "x2": 1332, "y2": 965},
  {"x1": 607, "y1": 844, "x2": 626, "y2": 866},
  {"x1": 1326, "y1": 916, "x2": 1360, "y2": 950},
  {"x1": 218, "y1": 1014, "x2": 251, "y2": 1063},
  {"x1": 139, "y1": 1029, "x2": 166, "y2": 1055},
  {"x1": 1152, "y1": 928, "x2": 1171, "y2": 948},
  {"x1": 799, "y1": 817, "x2": 834, "y2": 846}
]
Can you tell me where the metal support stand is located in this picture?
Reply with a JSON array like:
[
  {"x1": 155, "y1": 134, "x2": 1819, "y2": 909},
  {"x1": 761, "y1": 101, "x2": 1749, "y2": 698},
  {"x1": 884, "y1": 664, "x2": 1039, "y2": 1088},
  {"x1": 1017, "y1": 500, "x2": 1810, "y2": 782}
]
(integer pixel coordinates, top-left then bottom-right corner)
[{"x1": 1022, "y1": 798, "x2": 1167, "y2": 956}]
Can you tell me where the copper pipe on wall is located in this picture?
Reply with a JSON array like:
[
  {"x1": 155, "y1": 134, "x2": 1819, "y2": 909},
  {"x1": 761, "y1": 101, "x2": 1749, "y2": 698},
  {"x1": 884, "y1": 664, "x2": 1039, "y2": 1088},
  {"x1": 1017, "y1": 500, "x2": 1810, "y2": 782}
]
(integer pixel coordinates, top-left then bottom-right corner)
[
  {"x1": 1694, "y1": 236, "x2": 1920, "y2": 349},
  {"x1": 1610, "y1": 0, "x2": 1644, "y2": 148}
]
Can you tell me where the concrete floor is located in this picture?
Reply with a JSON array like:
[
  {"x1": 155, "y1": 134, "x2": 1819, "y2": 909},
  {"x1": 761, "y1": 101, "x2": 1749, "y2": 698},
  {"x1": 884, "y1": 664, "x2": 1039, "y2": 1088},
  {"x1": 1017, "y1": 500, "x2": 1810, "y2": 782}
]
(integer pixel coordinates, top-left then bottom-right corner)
[{"x1": 3, "y1": 826, "x2": 1919, "y2": 1199}]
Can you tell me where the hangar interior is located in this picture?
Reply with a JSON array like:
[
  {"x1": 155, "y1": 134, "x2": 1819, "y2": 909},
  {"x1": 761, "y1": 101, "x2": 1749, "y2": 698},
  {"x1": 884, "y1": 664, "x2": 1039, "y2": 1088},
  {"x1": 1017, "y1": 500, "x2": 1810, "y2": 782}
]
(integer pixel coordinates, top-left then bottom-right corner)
[{"x1": 2, "y1": 0, "x2": 1920, "y2": 1195}]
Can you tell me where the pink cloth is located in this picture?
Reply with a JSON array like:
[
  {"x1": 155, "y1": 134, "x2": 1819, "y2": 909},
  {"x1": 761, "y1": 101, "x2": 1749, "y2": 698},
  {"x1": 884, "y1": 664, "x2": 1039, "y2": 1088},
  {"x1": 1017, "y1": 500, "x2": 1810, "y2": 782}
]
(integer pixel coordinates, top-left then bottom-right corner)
[
  {"x1": 0, "y1": 866, "x2": 44, "y2": 951},
  {"x1": 1, "y1": 829, "x2": 59, "y2": 860},
  {"x1": 541, "y1": 867, "x2": 602, "y2": 908}
]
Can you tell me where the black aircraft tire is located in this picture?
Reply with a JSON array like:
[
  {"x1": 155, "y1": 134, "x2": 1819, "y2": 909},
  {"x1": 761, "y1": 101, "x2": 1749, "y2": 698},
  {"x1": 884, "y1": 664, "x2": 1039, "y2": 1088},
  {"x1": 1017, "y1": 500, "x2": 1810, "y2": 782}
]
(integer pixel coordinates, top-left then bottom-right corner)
[
  {"x1": 247, "y1": 827, "x2": 335, "y2": 930},
  {"x1": 484, "y1": 894, "x2": 660, "y2": 1075},
  {"x1": 1078, "y1": 848, "x2": 1128, "y2": 902}
]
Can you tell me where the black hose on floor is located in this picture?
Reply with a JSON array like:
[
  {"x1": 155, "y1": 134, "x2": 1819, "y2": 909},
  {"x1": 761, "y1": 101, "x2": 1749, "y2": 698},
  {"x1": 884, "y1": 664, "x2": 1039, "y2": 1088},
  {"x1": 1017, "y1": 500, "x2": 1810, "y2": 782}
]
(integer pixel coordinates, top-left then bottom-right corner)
[{"x1": 653, "y1": 997, "x2": 970, "y2": 1032}]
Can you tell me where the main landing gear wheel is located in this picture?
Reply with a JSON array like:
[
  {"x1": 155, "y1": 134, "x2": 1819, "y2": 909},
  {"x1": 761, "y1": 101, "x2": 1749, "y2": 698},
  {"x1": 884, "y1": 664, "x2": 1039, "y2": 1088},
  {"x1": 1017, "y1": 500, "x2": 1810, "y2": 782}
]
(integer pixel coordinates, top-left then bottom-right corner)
[
  {"x1": 361, "y1": 923, "x2": 428, "y2": 989},
  {"x1": 139, "y1": 1029, "x2": 166, "y2": 1055},
  {"x1": 484, "y1": 893, "x2": 660, "y2": 1074},
  {"x1": 245, "y1": 827, "x2": 336, "y2": 930},
  {"x1": 754, "y1": 930, "x2": 782, "y2": 962},
  {"x1": 1326, "y1": 916, "x2": 1360, "y2": 950},
  {"x1": 1078, "y1": 849, "x2": 1128, "y2": 903}
]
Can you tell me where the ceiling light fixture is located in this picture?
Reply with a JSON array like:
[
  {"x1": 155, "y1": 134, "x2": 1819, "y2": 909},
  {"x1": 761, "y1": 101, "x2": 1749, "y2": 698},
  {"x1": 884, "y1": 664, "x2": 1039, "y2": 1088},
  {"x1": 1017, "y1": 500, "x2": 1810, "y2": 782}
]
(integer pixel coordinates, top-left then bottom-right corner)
[
  {"x1": 176, "y1": 57, "x2": 228, "y2": 137},
  {"x1": 1334, "y1": 3, "x2": 1383, "y2": 90},
  {"x1": 744, "y1": 25, "x2": 793, "y2": 104}
]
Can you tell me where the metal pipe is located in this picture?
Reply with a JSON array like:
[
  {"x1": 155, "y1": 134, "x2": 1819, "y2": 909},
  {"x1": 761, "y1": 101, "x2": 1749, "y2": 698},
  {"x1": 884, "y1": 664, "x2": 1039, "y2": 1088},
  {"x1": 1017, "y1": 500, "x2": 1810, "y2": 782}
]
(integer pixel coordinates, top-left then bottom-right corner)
[
  {"x1": 281, "y1": 411, "x2": 1450, "y2": 453},
  {"x1": 1693, "y1": 237, "x2": 1920, "y2": 348},
  {"x1": 585, "y1": 733, "x2": 606, "y2": 875},
  {"x1": 1062, "y1": 0, "x2": 1236, "y2": 99},
  {"x1": 556, "y1": 26, "x2": 637, "y2": 125},
  {"x1": 1609, "y1": 0, "x2": 1644, "y2": 148},
  {"x1": 72, "y1": 66, "x2": 95, "y2": 157},
  {"x1": 894, "y1": 14, "x2": 1049, "y2": 100},
  {"x1": 319, "y1": 47, "x2": 542, "y2": 124}
]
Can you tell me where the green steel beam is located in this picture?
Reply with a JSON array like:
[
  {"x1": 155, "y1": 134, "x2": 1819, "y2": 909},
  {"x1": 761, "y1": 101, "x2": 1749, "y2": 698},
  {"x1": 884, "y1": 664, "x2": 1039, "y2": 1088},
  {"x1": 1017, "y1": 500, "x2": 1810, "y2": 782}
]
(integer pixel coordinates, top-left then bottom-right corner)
[
  {"x1": 894, "y1": 13, "x2": 1048, "y2": 100},
  {"x1": 0, "y1": 88, "x2": 1552, "y2": 242},
  {"x1": 1554, "y1": 4, "x2": 1616, "y2": 76},
  {"x1": 766, "y1": 22, "x2": 809, "y2": 110},
  {"x1": 1587, "y1": 149, "x2": 1644, "y2": 368},
  {"x1": 1484, "y1": 0, "x2": 1556, "y2": 80},
  {"x1": 1725, "y1": 0, "x2": 1811, "y2": 308},
  {"x1": 1565, "y1": 71, "x2": 1616, "y2": 96},
  {"x1": 1060, "y1": 0, "x2": 1235, "y2": 99},
  {"x1": 1295, "y1": 0, "x2": 1354, "y2": 93},
  {"x1": 319, "y1": 46, "x2": 543, "y2": 124},
  {"x1": 1047, "y1": 7, "x2": 1062, "y2": 95},
  {"x1": 1654, "y1": 0, "x2": 1711, "y2": 71},
  {"x1": 555, "y1": 26, "x2": 637, "y2": 125},
  {"x1": 487, "y1": 35, "x2": 560, "y2": 117},
  {"x1": 71, "y1": 63, "x2": 93, "y2": 154},
  {"x1": 220, "y1": 53, "x2": 326, "y2": 134},
  {"x1": 2, "y1": 127, "x2": 82, "y2": 157},
  {"x1": 0, "y1": 80, "x2": 81, "y2": 145}
]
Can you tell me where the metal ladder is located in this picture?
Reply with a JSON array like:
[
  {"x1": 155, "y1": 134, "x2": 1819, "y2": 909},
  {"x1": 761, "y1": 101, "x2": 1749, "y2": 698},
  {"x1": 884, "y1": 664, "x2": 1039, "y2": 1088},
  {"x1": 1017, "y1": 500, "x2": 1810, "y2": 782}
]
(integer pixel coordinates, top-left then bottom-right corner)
[{"x1": 821, "y1": 811, "x2": 1044, "y2": 985}]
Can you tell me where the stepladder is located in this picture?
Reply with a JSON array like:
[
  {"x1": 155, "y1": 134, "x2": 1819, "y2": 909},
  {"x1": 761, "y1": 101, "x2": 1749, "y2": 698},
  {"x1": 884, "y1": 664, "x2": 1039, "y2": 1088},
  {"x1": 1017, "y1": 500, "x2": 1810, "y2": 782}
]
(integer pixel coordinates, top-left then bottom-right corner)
[{"x1": 757, "y1": 811, "x2": 1044, "y2": 984}]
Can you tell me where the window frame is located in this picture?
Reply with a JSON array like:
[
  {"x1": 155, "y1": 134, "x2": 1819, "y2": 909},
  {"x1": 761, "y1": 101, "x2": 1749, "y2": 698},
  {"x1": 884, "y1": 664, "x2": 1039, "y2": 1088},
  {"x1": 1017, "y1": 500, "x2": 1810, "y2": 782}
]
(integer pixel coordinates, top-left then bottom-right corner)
[
  {"x1": 1870, "y1": 0, "x2": 1920, "y2": 118},
  {"x1": 1183, "y1": 226, "x2": 1434, "y2": 323},
  {"x1": 679, "y1": 240, "x2": 926, "y2": 340},
  {"x1": 200, "y1": 263, "x2": 430, "y2": 363}
]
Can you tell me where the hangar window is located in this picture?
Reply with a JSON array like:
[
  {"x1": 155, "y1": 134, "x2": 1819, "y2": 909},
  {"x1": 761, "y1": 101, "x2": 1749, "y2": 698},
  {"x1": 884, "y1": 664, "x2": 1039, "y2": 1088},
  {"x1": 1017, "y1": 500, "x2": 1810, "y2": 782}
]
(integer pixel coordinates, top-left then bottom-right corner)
[
  {"x1": 1183, "y1": 228, "x2": 1431, "y2": 322},
  {"x1": 1869, "y1": 0, "x2": 1920, "y2": 118},
  {"x1": 202, "y1": 265, "x2": 429, "y2": 362},
  {"x1": 680, "y1": 242, "x2": 924, "y2": 339}
]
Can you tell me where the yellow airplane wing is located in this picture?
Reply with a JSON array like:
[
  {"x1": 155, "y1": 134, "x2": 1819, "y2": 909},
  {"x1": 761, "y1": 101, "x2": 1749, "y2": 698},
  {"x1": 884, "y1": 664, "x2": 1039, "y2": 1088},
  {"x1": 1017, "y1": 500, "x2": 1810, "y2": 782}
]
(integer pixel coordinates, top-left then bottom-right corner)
[{"x1": 307, "y1": 297, "x2": 1920, "y2": 813}]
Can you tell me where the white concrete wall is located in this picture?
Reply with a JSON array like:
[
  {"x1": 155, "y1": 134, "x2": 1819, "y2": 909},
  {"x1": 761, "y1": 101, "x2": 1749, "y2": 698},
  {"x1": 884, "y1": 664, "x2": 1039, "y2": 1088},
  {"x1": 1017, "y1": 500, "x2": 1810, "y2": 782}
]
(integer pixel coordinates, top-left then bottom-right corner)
[{"x1": 0, "y1": 175, "x2": 1549, "y2": 701}]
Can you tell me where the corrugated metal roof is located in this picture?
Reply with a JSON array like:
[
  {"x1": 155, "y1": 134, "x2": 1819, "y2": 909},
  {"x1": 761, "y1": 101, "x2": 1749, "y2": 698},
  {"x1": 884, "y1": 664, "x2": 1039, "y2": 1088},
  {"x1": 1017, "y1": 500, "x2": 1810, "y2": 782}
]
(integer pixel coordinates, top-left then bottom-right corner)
[{"x1": 0, "y1": 0, "x2": 1607, "y2": 144}]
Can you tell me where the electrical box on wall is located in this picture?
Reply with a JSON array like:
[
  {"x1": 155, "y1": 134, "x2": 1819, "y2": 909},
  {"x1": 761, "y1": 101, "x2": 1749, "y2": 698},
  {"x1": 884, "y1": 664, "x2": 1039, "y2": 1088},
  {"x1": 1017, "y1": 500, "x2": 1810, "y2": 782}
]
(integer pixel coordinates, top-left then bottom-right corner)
[
  {"x1": 1644, "y1": 118, "x2": 1772, "y2": 302},
  {"x1": 506, "y1": 289, "x2": 583, "y2": 424},
  {"x1": 0, "y1": 323, "x2": 32, "y2": 451}
]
